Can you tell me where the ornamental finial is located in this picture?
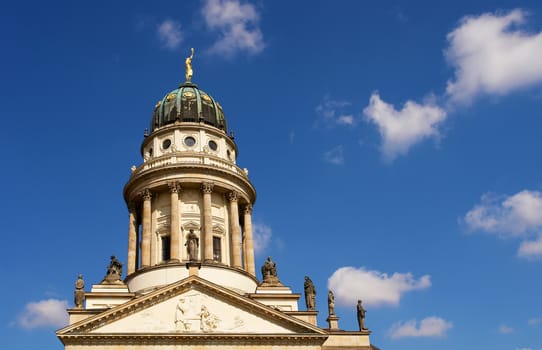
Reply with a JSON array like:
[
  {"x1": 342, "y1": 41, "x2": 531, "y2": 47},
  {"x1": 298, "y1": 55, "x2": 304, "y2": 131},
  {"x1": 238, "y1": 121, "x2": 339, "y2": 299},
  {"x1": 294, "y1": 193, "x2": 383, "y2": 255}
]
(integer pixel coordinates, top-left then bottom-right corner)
[{"x1": 185, "y1": 48, "x2": 195, "y2": 82}]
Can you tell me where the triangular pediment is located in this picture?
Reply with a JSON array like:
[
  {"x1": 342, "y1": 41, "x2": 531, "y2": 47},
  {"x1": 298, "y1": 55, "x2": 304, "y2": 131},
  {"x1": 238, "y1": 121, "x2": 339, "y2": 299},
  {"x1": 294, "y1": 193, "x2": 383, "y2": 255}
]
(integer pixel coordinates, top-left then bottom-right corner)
[{"x1": 58, "y1": 276, "x2": 325, "y2": 337}]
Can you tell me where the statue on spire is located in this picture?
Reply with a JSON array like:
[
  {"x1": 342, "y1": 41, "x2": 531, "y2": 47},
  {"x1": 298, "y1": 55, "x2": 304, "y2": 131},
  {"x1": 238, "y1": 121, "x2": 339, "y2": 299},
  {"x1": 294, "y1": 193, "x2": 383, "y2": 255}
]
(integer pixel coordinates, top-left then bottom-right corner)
[{"x1": 185, "y1": 48, "x2": 195, "y2": 82}]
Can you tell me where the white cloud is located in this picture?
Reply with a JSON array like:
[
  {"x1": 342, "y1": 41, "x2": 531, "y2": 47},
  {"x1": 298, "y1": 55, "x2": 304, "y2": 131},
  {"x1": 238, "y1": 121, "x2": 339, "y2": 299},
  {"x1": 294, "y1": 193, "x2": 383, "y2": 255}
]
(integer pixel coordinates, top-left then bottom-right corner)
[
  {"x1": 315, "y1": 97, "x2": 356, "y2": 127},
  {"x1": 518, "y1": 237, "x2": 542, "y2": 259},
  {"x1": 528, "y1": 317, "x2": 542, "y2": 326},
  {"x1": 499, "y1": 324, "x2": 515, "y2": 334},
  {"x1": 464, "y1": 190, "x2": 542, "y2": 259},
  {"x1": 388, "y1": 317, "x2": 453, "y2": 339},
  {"x1": 253, "y1": 222, "x2": 272, "y2": 254},
  {"x1": 157, "y1": 20, "x2": 183, "y2": 50},
  {"x1": 323, "y1": 145, "x2": 344, "y2": 165},
  {"x1": 363, "y1": 93, "x2": 447, "y2": 161},
  {"x1": 328, "y1": 266, "x2": 431, "y2": 307},
  {"x1": 17, "y1": 299, "x2": 69, "y2": 329},
  {"x1": 446, "y1": 10, "x2": 542, "y2": 105},
  {"x1": 465, "y1": 191, "x2": 542, "y2": 236},
  {"x1": 202, "y1": 0, "x2": 264, "y2": 56}
]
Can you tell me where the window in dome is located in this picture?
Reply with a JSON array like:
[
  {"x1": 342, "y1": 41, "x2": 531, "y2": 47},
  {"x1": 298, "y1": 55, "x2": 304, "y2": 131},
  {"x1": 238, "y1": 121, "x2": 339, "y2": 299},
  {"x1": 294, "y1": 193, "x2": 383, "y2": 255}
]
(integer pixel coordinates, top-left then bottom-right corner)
[
  {"x1": 184, "y1": 136, "x2": 196, "y2": 147},
  {"x1": 163, "y1": 94, "x2": 177, "y2": 125},
  {"x1": 181, "y1": 88, "x2": 197, "y2": 122},
  {"x1": 162, "y1": 139, "x2": 171, "y2": 150},
  {"x1": 208, "y1": 140, "x2": 218, "y2": 151}
]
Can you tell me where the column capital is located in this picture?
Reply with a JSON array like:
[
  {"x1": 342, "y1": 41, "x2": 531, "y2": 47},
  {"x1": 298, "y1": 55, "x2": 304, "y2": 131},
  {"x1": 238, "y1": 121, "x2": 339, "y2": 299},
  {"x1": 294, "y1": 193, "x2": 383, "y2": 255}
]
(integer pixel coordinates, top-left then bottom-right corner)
[
  {"x1": 168, "y1": 182, "x2": 182, "y2": 193},
  {"x1": 227, "y1": 191, "x2": 239, "y2": 202},
  {"x1": 201, "y1": 182, "x2": 214, "y2": 194},
  {"x1": 141, "y1": 188, "x2": 152, "y2": 201},
  {"x1": 244, "y1": 204, "x2": 253, "y2": 215}
]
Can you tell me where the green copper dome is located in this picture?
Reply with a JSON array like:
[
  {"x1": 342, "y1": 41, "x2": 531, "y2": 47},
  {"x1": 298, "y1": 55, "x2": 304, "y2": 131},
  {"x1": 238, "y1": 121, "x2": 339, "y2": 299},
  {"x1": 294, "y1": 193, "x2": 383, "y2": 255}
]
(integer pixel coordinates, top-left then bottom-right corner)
[{"x1": 150, "y1": 82, "x2": 227, "y2": 133}]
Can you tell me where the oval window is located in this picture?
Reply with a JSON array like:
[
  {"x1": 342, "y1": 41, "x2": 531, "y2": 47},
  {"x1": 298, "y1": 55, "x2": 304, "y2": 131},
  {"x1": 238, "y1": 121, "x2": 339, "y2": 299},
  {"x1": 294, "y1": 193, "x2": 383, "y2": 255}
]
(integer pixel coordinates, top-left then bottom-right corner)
[
  {"x1": 208, "y1": 140, "x2": 218, "y2": 151},
  {"x1": 184, "y1": 136, "x2": 196, "y2": 147},
  {"x1": 162, "y1": 139, "x2": 171, "y2": 149}
]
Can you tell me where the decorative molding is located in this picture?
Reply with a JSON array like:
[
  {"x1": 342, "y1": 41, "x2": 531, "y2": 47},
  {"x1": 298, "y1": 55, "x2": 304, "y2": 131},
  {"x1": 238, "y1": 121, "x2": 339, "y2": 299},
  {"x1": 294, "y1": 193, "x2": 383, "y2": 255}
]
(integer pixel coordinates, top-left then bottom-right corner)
[
  {"x1": 168, "y1": 182, "x2": 181, "y2": 193},
  {"x1": 141, "y1": 189, "x2": 152, "y2": 201},
  {"x1": 201, "y1": 182, "x2": 214, "y2": 194},
  {"x1": 243, "y1": 204, "x2": 253, "y2": 215},
  {"x1": 227, "y1": 191, "x2": 239, "y2": 202}
]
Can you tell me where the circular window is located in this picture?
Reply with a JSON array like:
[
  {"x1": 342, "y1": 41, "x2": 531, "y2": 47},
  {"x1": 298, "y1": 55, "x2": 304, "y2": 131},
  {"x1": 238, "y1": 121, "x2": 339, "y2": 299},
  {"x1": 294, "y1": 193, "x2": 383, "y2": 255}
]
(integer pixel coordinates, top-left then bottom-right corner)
[
  {"x1": 184, "y1": 136, "x2": 196, "y2": 147},
  {"x1": 162, "y1": 139, "x2": 171, "y2": 149},
  {"x1": 208, "y1": 140, "x2": 218, "y2": 151}
]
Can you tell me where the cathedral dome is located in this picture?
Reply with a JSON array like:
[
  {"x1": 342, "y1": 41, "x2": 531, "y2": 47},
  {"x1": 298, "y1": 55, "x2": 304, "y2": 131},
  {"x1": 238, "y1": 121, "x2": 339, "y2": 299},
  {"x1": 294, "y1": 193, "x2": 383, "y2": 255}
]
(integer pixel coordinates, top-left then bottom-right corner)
[{"x1": 150, "y1": 82, "x2": 228, "y2": 133}]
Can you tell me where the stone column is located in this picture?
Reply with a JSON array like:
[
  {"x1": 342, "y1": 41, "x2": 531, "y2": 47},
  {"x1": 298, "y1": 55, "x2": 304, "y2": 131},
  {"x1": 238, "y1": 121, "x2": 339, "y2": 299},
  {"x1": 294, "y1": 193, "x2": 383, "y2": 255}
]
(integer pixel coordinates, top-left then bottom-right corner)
[
  {"x1": 243, "y1": 204, "x2": 255, "y2": 275},
  {"x1": 201, "y1": 182, "x2": 214, "y2": 262},
  {"x1": 168, "y1": 182, "x2": 181, "y2": 262},
  {"x1": 141, "y1": 189, "x2": 152, "y2": 268},
  {"x1": 127, "y1": 203, "x2": 138, "y2": 274},
  {"x1": 228, "y1": 191, "x2": 242, "y2": 268}
]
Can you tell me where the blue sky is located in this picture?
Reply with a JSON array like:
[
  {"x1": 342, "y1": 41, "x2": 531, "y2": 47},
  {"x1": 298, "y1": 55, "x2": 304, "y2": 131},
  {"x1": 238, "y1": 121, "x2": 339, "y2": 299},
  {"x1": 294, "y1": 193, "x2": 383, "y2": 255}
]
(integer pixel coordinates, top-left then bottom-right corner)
[{"x1": 1, "y1": 1, "x2": 542, "y2": 349}]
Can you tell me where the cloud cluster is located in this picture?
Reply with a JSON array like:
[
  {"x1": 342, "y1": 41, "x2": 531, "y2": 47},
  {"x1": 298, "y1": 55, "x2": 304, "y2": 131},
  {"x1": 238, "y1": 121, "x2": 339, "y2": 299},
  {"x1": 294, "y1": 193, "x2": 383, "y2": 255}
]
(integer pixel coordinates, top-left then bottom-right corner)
[
  {"x1": 202, "y1": 0, "x2": 264, "y2": 56},
  {"x1": 464, "y1": 190, "x2": 542, "y2": 259},
  {"x1": 388, "y1": 317, "x2": 453, "y2": 339},
  {"x1": 323, "y1": 145, "x2": 344, "y2": 165},
  {"x1": 363, "y1": 93, "x2": 446, "y2": 162},
  {"x1": 16, "y1": 299, "x2": 69, "y2": 329},
  {"x1": 157, "y1": 20, "x2": 183, "y2": 50},
  {"x1": 253, "y1": 222, "x2": 272, "y2": 254},
  {"x1": 499, "y1": 324, "x2": 515, "y2": 334},
  {"x1": 328, "y1": 266, "x2": 431, "y2": 307},
  {"x1": 363, "y1": 9, "x2": 542, "y2": 161},
  {"x1": 315, "y1": 97, "x2": 356, "y2": 127},
  {"x1": 446, "y1": 10, "x2": 542, "y2": 105}
]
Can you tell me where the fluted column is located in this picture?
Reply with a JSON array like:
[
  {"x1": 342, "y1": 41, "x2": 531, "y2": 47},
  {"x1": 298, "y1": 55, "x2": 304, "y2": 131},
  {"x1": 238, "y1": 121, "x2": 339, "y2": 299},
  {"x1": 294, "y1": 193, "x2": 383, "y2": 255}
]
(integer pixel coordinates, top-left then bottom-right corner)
[
  {"x1": 228, "y1": 191, "x2": 242, "y2": 268},
  {"x1": 201, "y1": 182, "x2": 214, "y2": 262},
  {"x1": 243, "y1": 204, "x2": 255, "y2": 275},
  {"x1": 141, "y1": 189, "x2": 152, "y2": 268},
  {"x1": 127, "y1": 203, "x2": 138, "y2": 274},
  {"x1": 168, "y1": 182, "x2": 181, "y2": 262}
]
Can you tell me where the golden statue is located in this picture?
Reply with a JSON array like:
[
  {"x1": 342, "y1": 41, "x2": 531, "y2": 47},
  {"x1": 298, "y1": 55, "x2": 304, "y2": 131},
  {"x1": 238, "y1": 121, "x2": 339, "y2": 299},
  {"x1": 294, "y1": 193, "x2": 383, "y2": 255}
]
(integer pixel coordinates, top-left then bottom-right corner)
[{"x1": 185, "y1": 48, "x2": 194, "y2": 82}]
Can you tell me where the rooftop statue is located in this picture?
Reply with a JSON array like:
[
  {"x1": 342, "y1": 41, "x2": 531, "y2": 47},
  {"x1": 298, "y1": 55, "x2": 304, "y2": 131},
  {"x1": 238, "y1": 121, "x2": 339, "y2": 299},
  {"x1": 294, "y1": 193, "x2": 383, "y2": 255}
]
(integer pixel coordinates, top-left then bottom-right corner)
[
  {"x1": 185, "y1": 48, "x2": 194, "y2": 82},
  {"x1": 74, "y1": 274, "x2": 85, "y2": 308},
  {"x1": 259, "y1": 256, "x2": 282, "y2": 286},
  {"x1": 328, "y1": 290, "x2": 335, "y2": 316},
  {"x1": 357, "y1": 299, "x2": 368, "y2": 331},
  {"x1": 102, "y1": 255, "x2": 123, "y2": 284},
  {"x1": 304, "y1": 276, "x2": 316, "y2": 311}
]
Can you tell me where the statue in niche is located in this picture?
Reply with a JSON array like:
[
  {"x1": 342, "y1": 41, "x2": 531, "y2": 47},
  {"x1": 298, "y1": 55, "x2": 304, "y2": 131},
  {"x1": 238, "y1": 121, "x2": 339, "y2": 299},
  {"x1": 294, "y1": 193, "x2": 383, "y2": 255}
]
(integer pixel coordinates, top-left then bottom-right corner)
[
  {"x1": 74, "y1": 274, "x2": 85, "y2": 308},
  {"x1": 102, "y1": 255, "x2": 123, "y2": 284},
  {"x1": 328, "y1": 290, "x2": 335, "y2": 316},
  {"x1": 357, "y1": 299, "x2": 368, "y2": 331},
  {"x1": 304, "y1": 276, "x2": 316, "y2": 311},
  {"x1": 185, "y1": 229, "x2": 199, "y2": 261}
]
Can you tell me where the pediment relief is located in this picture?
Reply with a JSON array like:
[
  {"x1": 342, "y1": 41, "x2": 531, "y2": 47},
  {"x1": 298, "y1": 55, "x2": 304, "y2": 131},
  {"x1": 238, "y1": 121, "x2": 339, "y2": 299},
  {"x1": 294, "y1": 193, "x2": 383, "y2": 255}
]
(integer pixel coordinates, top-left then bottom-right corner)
[{"x1": 59, "y1": 277, "x2": 325, "y2": 336}]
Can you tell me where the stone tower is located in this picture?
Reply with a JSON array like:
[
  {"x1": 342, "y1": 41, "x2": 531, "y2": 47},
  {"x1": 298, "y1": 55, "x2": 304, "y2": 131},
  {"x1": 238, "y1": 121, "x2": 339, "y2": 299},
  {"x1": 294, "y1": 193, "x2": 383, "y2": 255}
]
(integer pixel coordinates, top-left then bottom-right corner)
[
  {"x1": 57, "y1": 55, "x2": 376, "y2": 350},
  {"x1": 123, "y1": 78, "x2": 258, "y2": 296}
]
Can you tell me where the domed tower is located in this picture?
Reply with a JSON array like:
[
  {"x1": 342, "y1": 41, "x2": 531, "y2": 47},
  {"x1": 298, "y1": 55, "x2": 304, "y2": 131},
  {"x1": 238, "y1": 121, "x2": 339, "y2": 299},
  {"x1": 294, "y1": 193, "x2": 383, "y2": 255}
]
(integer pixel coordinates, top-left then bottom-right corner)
[{"x1": 123, "y1": 52, "x2": 257, "y2": 295}]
